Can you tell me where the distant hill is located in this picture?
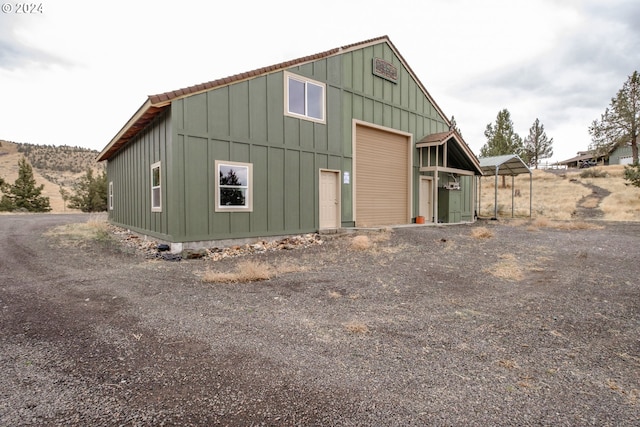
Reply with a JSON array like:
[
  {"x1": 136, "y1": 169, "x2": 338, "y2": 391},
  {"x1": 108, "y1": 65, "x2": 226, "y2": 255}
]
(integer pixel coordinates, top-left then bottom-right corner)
[{"x1": 0, "y1": 139, "x2": 105, "y2": 212}]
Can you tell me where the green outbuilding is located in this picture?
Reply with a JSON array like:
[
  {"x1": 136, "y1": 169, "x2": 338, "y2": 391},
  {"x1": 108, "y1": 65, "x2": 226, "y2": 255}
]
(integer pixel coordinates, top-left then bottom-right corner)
[{"x1": 98, "y1": 36, "x2": 482, "y2": 250}]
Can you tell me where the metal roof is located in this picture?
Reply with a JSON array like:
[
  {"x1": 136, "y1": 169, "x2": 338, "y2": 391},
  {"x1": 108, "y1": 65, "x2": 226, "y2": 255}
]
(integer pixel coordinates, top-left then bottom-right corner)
[{"x1": 479, "y1": 154, "x2": 531, "y2": 176}]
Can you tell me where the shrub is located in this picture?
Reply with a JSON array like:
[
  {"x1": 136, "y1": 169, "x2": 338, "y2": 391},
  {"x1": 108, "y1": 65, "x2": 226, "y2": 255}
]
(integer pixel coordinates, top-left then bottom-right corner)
[
  {"x1": 350, "y1": 235, "x2": 372, "y2": 250},
  {"x1": 624, "y1": 163, "x2": 640, "y2": 188},
  {"x1": 579, "y1": 168, "x2": 609, "y2": 178},
  {"x1": 471, "y1": 226, "x2": 494, "y2": 239}
]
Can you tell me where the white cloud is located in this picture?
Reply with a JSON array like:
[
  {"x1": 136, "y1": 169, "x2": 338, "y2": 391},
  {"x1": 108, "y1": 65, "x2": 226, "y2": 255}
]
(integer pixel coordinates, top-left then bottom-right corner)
[{"x1": 1, "y1": 0, "x2": 638, "y2": 163}]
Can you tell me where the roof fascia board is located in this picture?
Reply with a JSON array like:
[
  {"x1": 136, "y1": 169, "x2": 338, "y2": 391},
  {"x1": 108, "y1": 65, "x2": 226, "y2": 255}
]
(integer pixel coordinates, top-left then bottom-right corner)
[
  {"x1": 448, "y1": 133, "x2": 483, "y2": 174},
  {"x1": 98, "y1": 99, "x2": 153, "y2": 162}
]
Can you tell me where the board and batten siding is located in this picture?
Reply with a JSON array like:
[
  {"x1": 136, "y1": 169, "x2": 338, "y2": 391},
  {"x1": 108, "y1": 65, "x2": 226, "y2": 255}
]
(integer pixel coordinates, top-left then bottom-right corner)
[
  {"x1": 169, "y1": 63, "x2": 344, "y2": 242},
  {"x1": 341, "y1": 42, "x2": 449, "y2": 223},
  {"x1": 107, "y1": 109, "x2": 171, "y2": 240}
]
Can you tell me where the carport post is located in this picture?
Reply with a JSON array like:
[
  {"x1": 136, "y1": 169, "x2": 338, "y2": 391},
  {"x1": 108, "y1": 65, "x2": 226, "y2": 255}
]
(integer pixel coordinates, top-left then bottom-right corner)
[
  {"x1": 529, "y1": 171, "x2": 533, "y2": 218},
  {"x1": 478, "y1": 176, "x2": 482, "y2": 218},
  {"x1": 512, "y1": 175, "x2": 515, "y2": 218},
  {"x1": 494, "y1": 166, "x2": 499, "y2": 220}
]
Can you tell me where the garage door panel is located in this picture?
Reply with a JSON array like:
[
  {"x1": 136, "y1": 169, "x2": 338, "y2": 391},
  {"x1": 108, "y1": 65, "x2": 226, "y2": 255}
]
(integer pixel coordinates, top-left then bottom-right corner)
[{"x1": 355, "y1": 125, "x2": 409, "y2": 226}]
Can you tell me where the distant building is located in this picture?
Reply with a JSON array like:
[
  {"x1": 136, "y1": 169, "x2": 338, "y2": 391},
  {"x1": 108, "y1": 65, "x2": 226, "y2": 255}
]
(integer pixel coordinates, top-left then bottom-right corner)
[
  {"x1": 609, "y1": 143, "x2": 634, "y2": 165},
  {"x1": 558, "y1": 151, "x2": 608, "y2": 168}
]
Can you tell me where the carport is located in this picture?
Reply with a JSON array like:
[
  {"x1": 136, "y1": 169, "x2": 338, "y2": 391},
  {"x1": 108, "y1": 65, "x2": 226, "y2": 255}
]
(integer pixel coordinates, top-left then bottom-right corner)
[{"x1": 478, "y1": 155, "x2": 532, "y2": 219}]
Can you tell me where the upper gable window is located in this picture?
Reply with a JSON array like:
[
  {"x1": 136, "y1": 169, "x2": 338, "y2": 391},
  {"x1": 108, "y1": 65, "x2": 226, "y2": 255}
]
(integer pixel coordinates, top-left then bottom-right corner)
[{"x1": 284, "y1": 71, "x2": 325, "y2": 123}]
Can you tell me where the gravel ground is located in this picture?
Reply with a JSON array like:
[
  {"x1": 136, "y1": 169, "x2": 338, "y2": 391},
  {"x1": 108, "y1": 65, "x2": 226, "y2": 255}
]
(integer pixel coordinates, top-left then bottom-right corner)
[{"x1": 1, "y1": 214, "x2": 639, "y2": 426}]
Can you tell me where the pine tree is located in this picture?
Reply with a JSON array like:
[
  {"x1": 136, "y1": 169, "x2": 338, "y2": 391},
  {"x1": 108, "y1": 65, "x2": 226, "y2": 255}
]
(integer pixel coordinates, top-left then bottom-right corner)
[
  {"x1": 480, "y1": 109, "x2": 524, "y2": 187},
  {"x1": 522, "y1": 118, "x2": 554, "y2": 168},
  {"x1": 589, "y1": 71, "x2": 639, "y2": 164},
  {"x1": 480, "y1": 109, "x2": 524, "y2": 158},
  {"x1": 0, "y1": 157, "x2": 51, "y2": 212},
  {"x1": 68, "y1": 169, "x2": 108, "y2": 212}
]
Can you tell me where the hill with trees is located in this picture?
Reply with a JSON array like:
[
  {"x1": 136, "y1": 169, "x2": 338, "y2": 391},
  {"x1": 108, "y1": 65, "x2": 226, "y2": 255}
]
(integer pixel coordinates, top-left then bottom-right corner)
[{"x1": 0, "y1": 139, "x2": 105, "y2": 212}]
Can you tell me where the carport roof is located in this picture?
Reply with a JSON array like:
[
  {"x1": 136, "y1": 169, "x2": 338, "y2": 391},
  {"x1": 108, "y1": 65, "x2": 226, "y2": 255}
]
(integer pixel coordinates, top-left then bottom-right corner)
[{"x1": 479, "y1": 154, "x2": 531, "y2": 176}]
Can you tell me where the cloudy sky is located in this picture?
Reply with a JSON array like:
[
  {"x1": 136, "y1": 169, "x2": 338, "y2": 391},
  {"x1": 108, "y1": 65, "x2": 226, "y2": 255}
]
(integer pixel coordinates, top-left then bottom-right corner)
[{"x1": 1, "y1": 0, "x2": 638, "y2": 163}]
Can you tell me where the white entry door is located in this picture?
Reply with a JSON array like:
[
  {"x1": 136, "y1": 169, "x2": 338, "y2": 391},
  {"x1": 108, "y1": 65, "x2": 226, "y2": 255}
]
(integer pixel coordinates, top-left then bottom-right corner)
[
  {"x1": 319, "y1": 170, "x2": 340, "y2": 229},
  {"x1": 419, "y1": 177, "x2": 433, "y2": 222}
]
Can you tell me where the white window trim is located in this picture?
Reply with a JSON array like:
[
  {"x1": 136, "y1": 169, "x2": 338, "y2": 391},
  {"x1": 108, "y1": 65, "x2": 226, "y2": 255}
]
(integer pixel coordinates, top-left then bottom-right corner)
[
  {"x1": 215, "y1": 160, "x2": 253, "y2": 212},
  {"x1": 284, "y1": 71, "x2": 326, "y2": 124},
  {"x1": 151, "y1": 161, "x2": 162, "y2": 212},
  {"x1": 108, "y1": 181, "x2": 114, "y2": 210}
]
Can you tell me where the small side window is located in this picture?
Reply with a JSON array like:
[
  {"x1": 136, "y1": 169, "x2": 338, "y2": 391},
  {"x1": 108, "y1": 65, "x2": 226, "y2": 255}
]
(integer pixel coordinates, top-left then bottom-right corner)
[
  {"x1": 151, "y1": 162, "x2": 161, "y2": 212},
  {"x1": 108, "y1": 181, "x2": 114, "y2": 210}
]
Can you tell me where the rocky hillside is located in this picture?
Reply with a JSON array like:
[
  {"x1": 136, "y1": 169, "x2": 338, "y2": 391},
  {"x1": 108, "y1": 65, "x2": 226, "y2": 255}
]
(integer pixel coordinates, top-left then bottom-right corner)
[{"x1": 0, "y1": 139, "x2": 104, "y2": 212}]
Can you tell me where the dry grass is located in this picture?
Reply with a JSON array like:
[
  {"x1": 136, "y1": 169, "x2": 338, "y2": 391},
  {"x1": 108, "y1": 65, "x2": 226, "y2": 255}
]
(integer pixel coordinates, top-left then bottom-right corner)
[
  {"x1": 506, "y1": 217, "x2": 605, "y2": 232},
  {"x1": 349, "y1": 229, "x2": 393, "y2": 252},
  {"x1": 548, "y1": 221, "x2": 605, "y2": 231},
  {"x1": 343, "y1": 321, "x2": 370, "y2": 334},
  {"x1": 45, "y1": 215, "x2": 111, "y2": 244},
  {"x1": 594, "y1": 168, "x2": 640, "y2": 221},
  {"x1": 480, "y1": 165, "x2": 640, "y2": 221},
  {"x1": 471, "y1": 226, "x2": 494, "y2": 239},
  {"x1": 484, "y1": 254, "x2": 524, "y2": 281},
  {"x1": 370, "y1": 228, "x2": 393, "y2": 242},
  {"x1": 350, "y1": 235, "x2": 372, "y2": 250},
  {"x1": 202, "y1": 260, "x2": 308, "y2": 284}
]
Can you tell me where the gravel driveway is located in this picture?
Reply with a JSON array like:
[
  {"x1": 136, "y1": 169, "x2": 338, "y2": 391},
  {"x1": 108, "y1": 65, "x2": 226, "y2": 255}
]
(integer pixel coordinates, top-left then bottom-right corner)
[{"x1": 1, "y1": 214, "x2": 639, "y2": 426}]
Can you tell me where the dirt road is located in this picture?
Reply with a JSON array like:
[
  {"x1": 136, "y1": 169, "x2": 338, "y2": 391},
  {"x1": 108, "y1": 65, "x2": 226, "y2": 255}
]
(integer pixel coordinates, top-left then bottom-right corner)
[{"x1": 1, "y1": 214, "x2": 639, "y2": 426}]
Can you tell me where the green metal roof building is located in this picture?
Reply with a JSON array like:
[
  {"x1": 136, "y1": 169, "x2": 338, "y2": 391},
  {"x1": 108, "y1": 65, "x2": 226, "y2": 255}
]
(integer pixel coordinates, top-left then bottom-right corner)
[{"x1": 98, "y1": 36, "x2": 482, "y2": 249}]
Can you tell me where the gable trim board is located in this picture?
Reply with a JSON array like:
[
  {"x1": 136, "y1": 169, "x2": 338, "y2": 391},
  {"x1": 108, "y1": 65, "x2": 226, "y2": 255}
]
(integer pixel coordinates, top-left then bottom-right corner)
[{"x1": 99, "y1": 36, "x2": 481, "y2": 245}]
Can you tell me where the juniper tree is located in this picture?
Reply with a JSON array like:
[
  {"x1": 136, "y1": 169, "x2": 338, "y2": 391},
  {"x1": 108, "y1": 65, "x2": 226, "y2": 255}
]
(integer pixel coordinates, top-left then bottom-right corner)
[
  {"x1": 0, "y1": 157, "x2": 51, "y2": 212},
  {"x1": 68, "y1": 169, "x2": 108, "y2": 212}
]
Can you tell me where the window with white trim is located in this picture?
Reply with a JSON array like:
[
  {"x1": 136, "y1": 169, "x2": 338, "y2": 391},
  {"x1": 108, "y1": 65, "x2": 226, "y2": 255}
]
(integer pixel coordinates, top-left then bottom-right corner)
[
  {"x1": 215, "y1": 160, "x2": 253, "y2": 212},
  {"x1": 284, "y1": 71, "x2": 326, "y2": 123},
  {"x1": 151, "y1": 162, "x2": 161, "y2": 212},
  {"x1": 108, "y1": 181, "x2": 113, "y2": 210}
]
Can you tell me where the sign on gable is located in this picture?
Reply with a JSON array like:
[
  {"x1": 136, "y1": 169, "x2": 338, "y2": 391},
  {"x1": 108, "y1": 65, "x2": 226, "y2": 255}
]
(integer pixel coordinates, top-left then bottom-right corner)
[{"x1": 372, "y1": 58, "x2": 398, "y2": 83}]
